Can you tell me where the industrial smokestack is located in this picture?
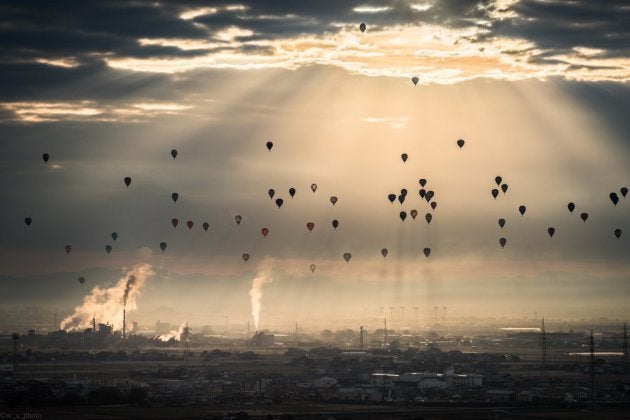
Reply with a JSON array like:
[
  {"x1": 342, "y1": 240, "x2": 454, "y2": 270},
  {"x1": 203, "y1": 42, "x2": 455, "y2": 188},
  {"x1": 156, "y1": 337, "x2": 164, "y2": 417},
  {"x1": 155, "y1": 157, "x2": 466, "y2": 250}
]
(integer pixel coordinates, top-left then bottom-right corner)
[{"x1": 122, "y1": 308, "x2": 126, "y2": 340}]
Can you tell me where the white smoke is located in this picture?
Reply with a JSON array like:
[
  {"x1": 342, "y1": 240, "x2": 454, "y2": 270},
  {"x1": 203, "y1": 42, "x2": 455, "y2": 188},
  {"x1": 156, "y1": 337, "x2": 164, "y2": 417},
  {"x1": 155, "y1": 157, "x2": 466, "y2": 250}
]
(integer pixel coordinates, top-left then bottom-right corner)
[
  {"x1": 60, "y1": 263, "x2": 154, "y2": 332},
  {"x1": 249, "y1": 258, "x2": 274, "y2": 330},
  {"x1": 158, "y1": 322, "x2": 188, "y2": 342}
]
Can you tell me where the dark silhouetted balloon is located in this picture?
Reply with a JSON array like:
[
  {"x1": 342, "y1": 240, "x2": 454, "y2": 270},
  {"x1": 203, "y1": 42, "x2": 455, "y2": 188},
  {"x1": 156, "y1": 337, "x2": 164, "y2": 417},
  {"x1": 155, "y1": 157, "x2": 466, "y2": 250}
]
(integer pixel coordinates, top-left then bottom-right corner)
[
  {"x1": 310, "y1": 264, "x2": 316, "y2": 273},
  {"x1": 401, "y1": 153, "x2": 408, "y2": 163},
  {"x1": 567, "y1": 202, "x2": 575, "y2": 213},
  {"x1": 491, "y1": 189, "x2": 499, "y2": 199},
  {"x1": 242, "y1": 253, "x2": 250, "y2": 262},
  {"x1": 311, "y1": 183, "x2": 317, "y2": 193},
  {"x1": 261, "y1": 227, "x2": 269, "y2": 237},
  {"x1": 203, "y1": 222, "x2": 209, "y2": 231},
  {"x1": 111, "y1": 232, "x2": 118, "y2": 241},
  {"x1": 498, "y1": 218, "x2": 505, "y2": 228},
  {"x1": 343, "y1": 252, "x2": 352, "y2": 262},
  {"x1": 400, "y1": 188, "x2": 407, "y2": 196},
  {"x1": 400, "y1": 211, "x2": 407, "y2": 222},
  {"x1": 268, "y1": 189, "x2": 275, "y2": 199},
  {"x1": 42, "y1": 153, "x2": 49, "y2": 163},
  {"x1": 423, "y1": 247, "x2": 431, "y2": 258},
  {"x1": 105, "y1": 245, "x2": 112, "y2": 254},
  {"x1": 495, "y1": 176, "x2": 502, "y2": 186},
  {"x1": 501, "y1": 184, "x2": 508, "y2": 194},
  {"x1": 412, "y1": 76, "x2": 419, "y2": 86},
  {"x1": 410, "y1": 209, "x2": 418, "y2": 220},
  {"x1": 306, "y1": 222, "x2": 315, "y2": 232},
  {"x1": 518, "y1": 205, "x2": 526, "y2": 216},
  {"x1": 621, "y1": 187, "x2": 628, "y2": 197},
  {"x1": 426, "y1": 191, "x2": 434, "y2": 201},
  {"x1": 171, "y1": 192, "x2": 179, "y2": 203},
  {"x1": 186, "y1": 220, "x2": 193, "y2": 229},
  {"x1": 235, "y1": 215, "x2": 242, "y2": 225},
  {"x1": 78, "y1": 276, "x2": 85, "y2": 285},
  {"x1": 160, "y1": 242, "x2": 167, "y2": 252},
  {"x1": 124, "y1": 177, "x2": 131, "y2": 187},
  {"x1": 388, "y1": 193, "x2": 396, "y2": 203},
  {"x1": 419, "y1": 189, "x2": 426, "y2": 199},
  {"x1": 398, "y1": 194, "x2": 405, "y2": 204},
  {"x1": 65, "y1": 245, "x2": 71, "y2": 254},
  {"x1": 289, "y1": 187, "x2": 296, "y2": 198},
  {"x1": 614, "y1": 228, "x2": 622, "y2": 239},
  {"x1": 419, "y1": 179, "x2": 427, "y2": 187},
  {"x1": 275, "y1": 198, "x2": 284, "y2": 208},
  {"x1": 610, "y1": 192, "x2": 619, "y2": 206},
  {"x1": 332, "y1": 219, "x2": 339, "y2": 229},
  {"x1": 330, "y1": 196, "x2": 338, "y2": 205},
  {"x1": 548, "y1": 227, "x2": 555, "y2": 238},
  {"x1": 266, "y1": 141, "x2": 273, "y2": 151},
  {"x1": 359, "y1": 23, "x2": 366, "y2": 33},
  {"x1": 425, "y1": 213, "x2": 432, "y2": 224},
  {"x1": 171, "y1": 218, "x2": 178, "y2": 228},
  {"x1": 499, "y1": 237, "x2": 506, "y2": 248},
  {"x1": 381, "y1": 248, "x2": 388, "y2": 258},
  {"x1": 24, "y1": 217, "x2": 32, "y2": 226},
  {"x1": 457, "y1": 139, "x2": 465, "y2": 148},
  {"x1": 430, "y1": 202, "x2": 437, "y2": 210},
  {"x1": 580, "y1": 212, "x2": 588, "y2": 222},
  {"x1": 170, "y1": 149, "x2": 177, "y2": 159}
]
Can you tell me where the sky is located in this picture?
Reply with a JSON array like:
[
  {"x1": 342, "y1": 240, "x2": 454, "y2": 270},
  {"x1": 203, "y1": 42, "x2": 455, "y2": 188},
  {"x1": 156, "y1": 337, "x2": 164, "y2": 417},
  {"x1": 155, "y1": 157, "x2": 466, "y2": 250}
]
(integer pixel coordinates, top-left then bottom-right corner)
[{"x1": 0, "y1": 0, "x2": 629, "y2": 330}]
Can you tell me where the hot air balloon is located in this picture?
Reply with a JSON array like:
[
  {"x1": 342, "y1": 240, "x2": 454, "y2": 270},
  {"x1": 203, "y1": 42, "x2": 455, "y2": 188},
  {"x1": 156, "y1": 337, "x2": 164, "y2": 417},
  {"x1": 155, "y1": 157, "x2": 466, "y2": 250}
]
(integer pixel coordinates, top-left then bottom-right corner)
[
  {"x1": 170, "y1": 149, "x2": 178, "y2": 159},
  {"x1": 495, "y1": 176, "x2": 502, "y2": 186},
  {"x1": 306, "y1": 222, "x2": 315, "y2": 232},
  {"x1": 388, "y1": 193, "x2": 396, "y2": 203},
  {"x1": 423, "y1": 247, "x2": 431, "y2": 258},
  {"x1": 311, "y1": 183, "x2": 317, "y2": 193},
  {"x1": 401, "y1": 153, "x2": 408, "y2": 163},
  {"x1": 499, "y1": 237, "x2": 506, "y2": 248},
  {"x1": 65, "y1": 245, "x2": 71, "y2": 254},
  {"x1": 124, "y1": 177, "x2": 131, "y2": 187},
  {"x1": 548, "y1": 227, "x2": 555, "y2": 238},
  {"x1": 359, "y1": 23, "x2": 366, "y2": 33},
  {"x1": 203, "y1": 222, "x2": 209, "y2": 231},
  {"x1": 419, "y1": 189, "x2": 426, "y2": 199},
  {"x1": 518, "y1": 205, "x2": 526, "y2": 216},
  {"x1": 24, "y1": 217, "x2": 32, "y2": 226},
  {"x1": 425, "y1": 213, "x2": 432, "y2": 224},
  {"x1": 160, "y1": 242, "x2": 167, "y2": 252},
  {"x1": 235, "y1": 215, "x2": 242, "y2": 225},
  {"x1": 310, "y1": 264, "x2": 316, "y2": 273},
  {"x1": 105, "y1": 245, "x2": 112, "y2": 254},
  {"x1": 610, "y1": 192, "x2": 619, "y2": 206},
  {"x1": 580, "y1": 212, "x2": 588, "y2": 222},
  {"x1": 398, "y1": 194, "x2": 405, "y2": 205},
  {"x1": 268, "y1": 189, "x2": 275, "y2": 199},
  {"x1": 261, "y1": 227, "x2": 269, "y2": 237},
  {"x1": 275, "y1": 198, "x2": 284, "y2": 208},
  {"x1": 343, "y1": 252, "x2": 352, "y2": 262},
  {"x1": 332, "y1": 219, "x2": 339, "y2": 229},
  {"x1": 498, "y1": 218, "x2": 505, "y2": 228},
  {"x1": 419, "y1": 179, "x2": 427, "y2": 187},
  {"x1": 171, "y1": 218, "x2": 178, "y2": 228},
  {"x1": 491, "y1": 189, "x2": 499, "y2": 199},
  {"x1": 501, "y1": 184, "x2": 508, "y2": 194},
  {"x1": 400, "y1": 188, "x2": 408, "y2": 196},
  {"x1": 186, "y1": 220, "x2": 193, "y2": 229},
  {"x1": 242, "y1": 253, "x2": 250, "y2": 262},
  {"x1": 621, "y1": 187, "x2": 628, "y2": 197},
  {"x1": 410, "y1": 209, "x2": 418, "y2": 220},
  {"x1": 431, "y1": 202, "x2": 437, "y2": 210},
  {"x1": 381, "y1": 248, "x2": 388, "y2": 258},
  {"x1": 400, "y1": 211, "x2": 407, "y2": 222},
  {"x1": 172, "y1": 193, "x2": 179, "y2": 203},
  {"x1": 289, "y1": 187, "x2": 296, "y2": 198},
  {"x1": 412, "y1": 76, "x2": 419, "y2": 86},
  {"x1": 614, "y1": 228, "x2": 622, "y2": 239},
  {"x1": 567, "y1": 202, "x2": 575, "y2": 213},
  {"x1": 266, "y1": 141, "x2": 273, "y2": 151},
  {"x1": 456, "y1": 139, "x2": 465, "y2": 148},
  {"x1": 111, "y1": 232, "x2": 118, "y2": 241},
  {"x1": 78, "y1": 276, "x2": 85, "y2": 285},
  {"x1": 426, "y1": 191, "x2": 435, "y2": 201},
  {"x1": 42, "y1": 153, "x2": 49, "y2": 163},
  {"x1": 330, "y1": 196, "x2": 338, "y2": 206}
]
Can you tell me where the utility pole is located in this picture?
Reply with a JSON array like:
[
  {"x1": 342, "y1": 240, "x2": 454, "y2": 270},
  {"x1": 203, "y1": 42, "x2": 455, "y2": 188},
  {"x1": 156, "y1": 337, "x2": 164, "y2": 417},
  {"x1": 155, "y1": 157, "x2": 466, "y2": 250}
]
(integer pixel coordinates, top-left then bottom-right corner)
[
  {"x1": 541, "y1": 318, "x2": 547, "y2": 377},
  {"x1": 360, "y1": 326, "x2": 364, "y2": 350}
]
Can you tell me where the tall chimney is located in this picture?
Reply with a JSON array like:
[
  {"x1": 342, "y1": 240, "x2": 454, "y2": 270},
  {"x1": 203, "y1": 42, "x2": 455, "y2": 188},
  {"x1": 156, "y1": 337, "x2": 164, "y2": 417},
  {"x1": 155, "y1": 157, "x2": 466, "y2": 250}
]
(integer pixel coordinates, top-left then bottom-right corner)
[{"x1": 123, "y1": 308, "x2": 126, "y2": 340}]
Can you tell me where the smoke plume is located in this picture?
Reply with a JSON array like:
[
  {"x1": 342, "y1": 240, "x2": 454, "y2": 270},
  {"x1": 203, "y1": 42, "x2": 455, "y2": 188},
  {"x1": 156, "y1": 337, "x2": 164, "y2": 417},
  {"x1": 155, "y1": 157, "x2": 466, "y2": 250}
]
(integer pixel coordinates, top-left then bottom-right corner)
[
  {"x1": 60, "y1": 263, "x2": 153, "y2": 332},
  {"x1": 249, "y1": 258, "x2": 274, "y2": 330},
  {"x1": 158, "y1": 322, "x2": 188, "y2": 342}
]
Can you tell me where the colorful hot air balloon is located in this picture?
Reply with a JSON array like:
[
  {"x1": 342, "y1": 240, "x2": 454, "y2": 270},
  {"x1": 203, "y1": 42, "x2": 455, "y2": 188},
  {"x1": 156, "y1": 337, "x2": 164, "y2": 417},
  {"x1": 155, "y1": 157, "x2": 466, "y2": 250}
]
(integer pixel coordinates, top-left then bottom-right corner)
[
  {"x1": 499, "y1": 237, "x2": 506, "y2": 248},
  {"x1": 111, "y1": 232, "x2": 118, "y2": 241},
  {"x1": 401, "y1": 153, "x2": 408, "y2": 163},
  {"x1": 491, "y1": 189, "x2": 499, "y2": 199},
  {"x1": 124, "y1": 177, "x2": 131, "y2": 187},
  {"x1": 42, "y1": 153, "x2": 49, "y2": 163},
  {"x1": 289, "y1": 187, "x2": 296, "y2": 198},
  {"x1": 105, "y1": 245, "x2": 112, "y2": 254},
  {"x1": 425, "y1": 213, "x2": 432, "y2": 224},
  {"x1": 359, "y1": 23, "x2": 366, "y2": 33},
  {"x1": 306, "y1": 222, "x2": 315, "y2": 232},
  {"x1": 24, "y1": 217, "x2": 32, "y2": 226},
  {"x1": 311, "y1": 183, "x2": 317, "y2": 193},
  {"x1": 160, "y1": 242, "x2": 167, "y2": 252},
  {"x1": 171, "y1": 192, "x2": 179, "y2": 203},
  {"x1": 235, "y1": 215, "x2": 242, "y2": 225},
  {"x1": 65, "y1": 245, "x2": 71, "y2": 254},
  {"x1": 412, "y1": 76, "x2": 419, "y2": 86},
  {"x1": 610, "y1": 192, "x2": 619, "y2": 206},
  {"x1": 266, "y1": 141, "x2": 273, "y2": 151},
  {"x1": 275, "y1": 198, "x2": 284, "y2": 208},
  {"x1": 186, "y1": 220, "x2": 193, "y2": 229},
  {"x1": 170, "y1": 149, "x2": 178, "y2": 159},
  {"x1": 171, "y1": 218, "x2": 178, "y2": 228},
  {"x1": 261, "y1": 227, "x2": 269, "y2": 237},
  {"x1": 242, "y1": 253, "x2": 250, "y2": 262},
  {"x1": 567, "y1": 202, "x2": 575, "y2": 213},
  {"x1": 548, "y1": 227, "x2": 555, "y2": 238},
  {"x1": 423, "y1": 247, "x2": 431, "y2": 258},
  {"x1": 381, "y1": 248, "x2": 388, "y2": 258},
  {"x1": 388, "y1": 193, "x2": 396, "y2": 203},
  {"x1": 456, "y1": 139, "x2": 465, "y2": 148},
  {"x1": 614, "y1": 228, "x2": 622, "y2": 239},
  {"x1": 330, "y1": 196, "x2": 338, "y2": 205},
  {"x1": 518, "y1": 205, "x2": 526, "y2": 216},
  {"x1": 203, "y1": 222, "x2": 209, "y2": 231},
  {"x1": 400, "y1": 211, "x2": 407, "y2": 222},
  {"x1": 498, "y1": 218, "x2": 505, "y2": 228},
  {"x1": 343, "y1": 252, "x2": 352, "y2": 262},
  {"x1": 309, "y1": 264, "x2": 316, "y2": 273},
  {"x1": 580, "y1": 212, "x2": 588, "y2": 222},
  {"x1": 410, "y1": 209, "x2": 418, "y2": 220},
  {"x1": 268, "y1": 189, "x2": 275, "y2": 199}
]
